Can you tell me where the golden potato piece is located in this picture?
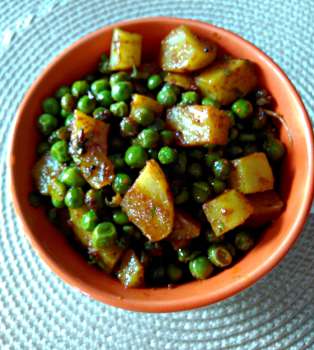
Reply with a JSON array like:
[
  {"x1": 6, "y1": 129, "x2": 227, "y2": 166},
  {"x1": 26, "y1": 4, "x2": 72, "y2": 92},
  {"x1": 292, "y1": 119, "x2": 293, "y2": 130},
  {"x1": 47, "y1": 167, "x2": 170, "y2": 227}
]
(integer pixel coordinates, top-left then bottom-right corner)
[
  {"x1": 121, "y1": 159, "x2": 174, "y2": 241},
  {"x1": 166, "y1": 105, "x2": 231, "y2": 146},
  {"x1": 69, "y1": 206, "x2": 91, "y2": 247},
  {"x1": 117, "y1": 249, "x2": 144, "y2": 288},
  {"x1": 203, "y1": 189, "x2": 253, "y2": 236},
  {"x1": 161, "y1": 25, "x2": 217, "y2": 72},
  {"x1": 164, "y1": 72, "x2": 196, "y2": 90},
  {"x1": 245, "y1": 191, "x2": 284, "y2": 228},
  {"x1": 229, "y1": 152, "x2": 274, "y2": 194},
  {"x1": 109, "y1": 28, "x2": 142, "y2": 70},
  {"x1": 70, "y1": 110, "x2": 114, "y2": 189},
  {"x1": 195, "y1": 59, "x2": 257, "y2": 105},
  {"x1": 130, "y1": 94, "x2": 163, "y2": 116}
]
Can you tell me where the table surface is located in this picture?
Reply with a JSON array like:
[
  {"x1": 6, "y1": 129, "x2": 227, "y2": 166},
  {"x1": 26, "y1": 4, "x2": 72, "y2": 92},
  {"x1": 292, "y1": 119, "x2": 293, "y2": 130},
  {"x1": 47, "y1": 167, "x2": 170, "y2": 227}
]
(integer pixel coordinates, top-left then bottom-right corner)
[{"x1": 1, "y1": 0, "x2": 314, "y2": 349}]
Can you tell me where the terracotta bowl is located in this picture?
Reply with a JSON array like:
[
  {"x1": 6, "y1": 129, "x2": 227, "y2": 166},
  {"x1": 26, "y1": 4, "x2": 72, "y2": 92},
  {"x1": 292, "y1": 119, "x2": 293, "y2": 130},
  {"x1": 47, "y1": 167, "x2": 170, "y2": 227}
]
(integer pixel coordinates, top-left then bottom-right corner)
[{"x1": 10, "y1": 17, "x2": 314, "y2": 312}]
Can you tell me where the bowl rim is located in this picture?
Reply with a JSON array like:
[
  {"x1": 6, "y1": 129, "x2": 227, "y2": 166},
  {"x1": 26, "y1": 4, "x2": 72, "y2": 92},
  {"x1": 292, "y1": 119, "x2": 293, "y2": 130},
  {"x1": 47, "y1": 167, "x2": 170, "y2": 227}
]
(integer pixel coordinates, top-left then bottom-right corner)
[{"x1": 9, "y1": 16, "x2": 314, "y2": 313}]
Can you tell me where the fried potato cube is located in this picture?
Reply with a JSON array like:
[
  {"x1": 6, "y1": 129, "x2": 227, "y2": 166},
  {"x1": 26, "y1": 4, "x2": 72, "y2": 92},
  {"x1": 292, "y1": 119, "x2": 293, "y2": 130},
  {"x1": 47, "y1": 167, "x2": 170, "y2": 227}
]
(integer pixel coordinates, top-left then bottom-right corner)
[{"x1": 117, "y1": 249, "x2": 144, "y2": 288}]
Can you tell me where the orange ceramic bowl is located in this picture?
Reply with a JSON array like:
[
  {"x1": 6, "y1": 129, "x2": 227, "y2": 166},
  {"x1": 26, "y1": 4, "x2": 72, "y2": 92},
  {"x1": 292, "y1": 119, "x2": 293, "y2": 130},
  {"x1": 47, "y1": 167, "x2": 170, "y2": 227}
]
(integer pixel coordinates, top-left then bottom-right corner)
[{"x1": 10, "y1": 17, "x2": 314, "y2": 312}]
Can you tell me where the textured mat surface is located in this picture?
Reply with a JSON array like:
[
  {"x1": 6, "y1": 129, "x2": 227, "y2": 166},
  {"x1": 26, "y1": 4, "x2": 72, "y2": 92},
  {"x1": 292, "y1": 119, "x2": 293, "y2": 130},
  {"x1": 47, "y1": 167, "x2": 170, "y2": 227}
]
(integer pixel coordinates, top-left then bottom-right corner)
[{"x1": 0, "y1": 0, "x2": 314, "y2": 349}]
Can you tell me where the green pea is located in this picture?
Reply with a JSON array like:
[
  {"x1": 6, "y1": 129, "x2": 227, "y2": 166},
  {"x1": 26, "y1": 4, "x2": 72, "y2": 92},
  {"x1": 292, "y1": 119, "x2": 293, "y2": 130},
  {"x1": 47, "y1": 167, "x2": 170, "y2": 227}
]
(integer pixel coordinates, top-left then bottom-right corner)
[
  {"x1": 189, "y1": 256, "x2": 213, "y2": 280},
  {"x1": 84, "y1": 189, "x2": 103, "y2": 211},
  {"x1": 28, "y1": 192, "x2": 41, "y2": 207},
  {"x1": 91, "y1": 79, "x2": 110, "y2": 95},
  {"x1": 125, "y1": 145, "x2": 148, "y2": 168},
  {"x1": 61, "y1": 93, "x2": 75, "y2": 112},
  {"x1": 164, "y1": 83, "x2": 180, "y2": 95},
  {"x1": 110, "y1": 154, "x2": 125, "y2": 169},
  {"x1": 192, "y1": 181, "x2": 211, "y2": 203},
  {"x1": 112, "y1": 173, "x2": 132, "y2": 194},
  {"x1": 188, "y1": 162, "x2": 203, "y2": 178},
  {"x1": 110, "y1": 101, "x2": 128, "y2": 117},
  {"x1": 229, "y1": 128, "x2": 239, "y2": 141},
  {"x1": 60, "y1": 109, "x2": 70, "y2": 118},
  {"x1": 158, "y1": 146, "x2": 177, "y2": 164},
  {"x1": 65, "y1": 113, "x2": 74, "y2": 126},
  {"x1": 231, "y1": 99, "x2": 253, "y2": 119},
  {"x1": 81, "y1": 210, "x2": 98, "y2": 231},
  {"x1": 212, "y1": 159, "x2": 231, "y2": 180},
  {"x1": 42, "y1": 97, "x2": 60, "y2": 116},
  {"x1": 37, "y1": 141, "x2": 50, "y2": 155},
  {"x1": 147, "y1": 74, "x2": 162, "y2": 90},
  {"x1": 204, "y1": 152, "x2": 221, "y2": 167},
  {"x1": 98, "y1": 54, "x2": 110, "y2": 74},
  {"x1": 238, "y1": 133, "x2": 256, "y2": 142},
  {"x1": 77, "y1": 95, "x2": 96, "y2": 114},
  {"x1": 96, "y1": 90, "x2": 113, "y2": 107},
  {"x1": 181, "y1": 91, "x2": 199, "y2": 105},
  {"x1": 263, "y1": 137, "x2": 285, "y2": 161},
  {"x1": 92, "y1": 222, "x2": 117, "y2": 249},
  {"x1": 211, "y1": 178, "x2": 226, "y2": 194},
  {"x1": 166, "y1": 264, "x2": 183, "y2": 283},
  {"x1": 50, "y1": 179, "x2": 66, "y2": 208},
  {"x1": 205, "y1": 230, "x2": 224, "y2": 243},
  {"x1": 150, "y1": 118, "x2": 165, "y2": 132},
  {"x1": 120, "y1": 118, "x2": 138, "y2": 137},
  {"x1": 93, "y1": 107, "x2": 112, "y2": 122},
  {"x1": 137, "y1": 128, "x2": 159, "y2": 148},
  {"x1": 38, "y1": 113, "x2": 58, "y2": 135},
  {"x1": 111, "y1": 81, "x2": 133, "y2": 101},
  {"x1": 133, "y1": 107, "x2": 154, "y2": 126},
  {"x1": 55, "y1": 86, "x2": 70, "y2": 99},
  {"x1": 208, "y1": 245, "x2": 233, "y2": 267},
  {"x1": 174, "y1": 187, "x2": 189, "y2": 205},
  {"x1": 177, "y1": 248, "x2": 191, "y2": 263},
  {"x1": 160, "y1": 130, "x2": 174, "y2": 145},
  {"x1": 122, "y1": 224, "x2": 142, "y2": 240},
  {"x1": 201, "y1": 97, "x2": 220, "y2": 108},
  {"x1": 235, "y1": 231, "x2": 254, "y2": 251},
  {"x1": 64, "y1": 187, "x2": 84, "y2": 209},
  {"x1": 173, "y1": 151, "x2": 187, "y2": 174},
  {"x1": 58, "y1": 166, "x2": 85, "y2": 187},
  {"x1": 109, "y1": 72, "x2": 130, "y2": 86},
  {"x1": 113, "y1": 210, "x2": 129, "y2": 225},
  {"x1": 48, "y1": 126, "x2": 70, "y2": 144},
  {"x1": 156, "y1": 86, "x2": 177, "y2": 106},
  {"x1": 50, "y1": 140, "x2": 69, "y2": 163},
  {"x1": 71, "y1": 80, "x2": 89, "y2": 97}
]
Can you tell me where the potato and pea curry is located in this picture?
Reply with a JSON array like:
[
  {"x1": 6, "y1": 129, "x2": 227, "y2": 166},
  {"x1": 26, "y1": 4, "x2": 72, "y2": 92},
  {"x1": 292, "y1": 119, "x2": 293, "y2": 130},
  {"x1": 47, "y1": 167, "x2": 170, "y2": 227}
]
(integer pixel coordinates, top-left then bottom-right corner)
[{"x1": 30, "y1": 26, "x2": 285, "y2": 287}]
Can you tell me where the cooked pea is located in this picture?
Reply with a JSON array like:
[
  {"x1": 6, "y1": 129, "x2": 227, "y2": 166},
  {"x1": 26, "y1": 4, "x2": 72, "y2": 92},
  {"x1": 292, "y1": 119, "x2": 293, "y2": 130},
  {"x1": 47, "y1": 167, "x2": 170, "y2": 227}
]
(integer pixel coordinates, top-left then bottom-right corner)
[
  {"x1": 37, "y1": 141, "x2": 50, "y2": 155},
  {"x1": 122, "y1": 224, "x2": 142, "y2": 240},
  {"x1": 234, "y1": 231, "x2": 254, "y2": 251},
  {"x1": 263, "y1": 137, "x2": 285, "y2": 161},
  {"x1": 92, "y1": 222, "x2": 117, "y2": 248},
  {"x1": 48, "y1": 126, "x2": 70, "y2": 144},
  {"x1": 147, "y1": 74, "x2": 162, "y2": 90},
  {"x1": 158, "y1": 146, "x2": 177, "y2": 164},
  {"x1": 43, "y1": 97, "x2": 60, "y2": 116},
  {"x1": 120, "y1": 118, "x2": 138, "y2": 137},
  {"x1": 232, "y1": 99, "x2": 253, "y2": 119},
  {"x1": 125, "y1": 145, "x2": 148, "y2": 168},
  {"x1": 58, "y1": 166, "x2": 85, "y2": 187},
  {"x1": 109, "y1": 72, "x2": 130, "y2": 86},
  {"x1": 71, "y1": 80, "x2": 89, "y2": 97},
  {"x1": 192, "y1": 181, "x2": 211, "y2": 203},
  {"x1": 137, "y1": 128, "x2": 159, "y2": 148},
  {"x1": 188, "y1": 162, "x2": 203, "y2": 178},
  {"x1": 181, "y1": 91, "x2": 199, "y2": 105},
  {"x1": 177, "y1": 248, "x2": 191, "y2": 263},
  {"x1": 77, "y1": 95, "x2": 96, "y2": 114},
  {"x1": 204, "y1": 152, "x2": 221, "y2": 167},
  {"x1": 93, "y1": 107, "x2": 112, "y2": 122},
  {"x1": 174, "y1": 187, "x2": 189, "y2": 205},
  {"x1": 212, "y1": 159, "x2": 231, "y2": 180},
  {"x1": 173, "y1": 151, "x2": 187, "y2": 174},
  {"x1": 81, "y1": 210, "x2": 98, "y2": 231},
  {"x1": 50, "y1": 140, "x2": 69, "y2": 163},
  {"x1": 211, "y1": 178, "x2": 226, "y2": 194},
  {"x1": 201, "y1": 97, "x2": 220, "y2": 108},
  {"x1": 64, "y1": 187, "x2": 84, "y2": 208},
  {"x1": 38, "y1": 113, "x2": 58, "y2": 135},
  {"x1": 208, "y1": 245, "x2": 233, "y2": 267},
  {"x1": 113, "y1": 210, "x2": 129, "y2": 225},
  {"x1": 96, "y1": 90, "x2": 113, "y2": 107},
  {"x1": 150, "y1": 118, "x2": 165, "y2": 132},
  {"x1": 91, "y1": 79, "x2": 110, "y2": 95},
  {"x1": 85, "y1": 189, "x2": 103, "y2": 211},
  {"x1": 50, "y1": 179, "x2": 66, "y2": 208},
  {"x1": 133, "y1": 107, "x2": 154, "y2": 126},
  {"x1": 112, "y1": 173, "x2": 132, "y2": 194},
  {"x1": 160, "y1": 130, "x2": 174, "y2": 145},
  {"x1": 205, "y1": 230, "x2": 224, "y2": 243},
  {"x1": 156, "y1": 86, "x2": 177, "y2": 106},
  {"x1": 55, "y1": 86, "x2": 70, "y2": 99},
  {"x1": 110, "y1": 101, "x2": 128, "y2": 118},
  {"x1": 166, "y1": 264, "x2": 183, "y2": 282},
  {"x1": 28, "y1": 192, "x2": 41, "y2": 207},
  {"x1": 189, "y1": 256, "x2": 213, "y2": 279},
  {"x1": 65, "y1": 113, "x2": 74, "y2": 126},
  {"x1": 238, "y1": 133, "x2": 256, "y2": 142},
  {"x1": 110, "y1": 154, "x2": 125, "y2": 170},
  {"x1": 98, "y1": 54, "x2": 110, "y2": 74},
  {"x1": 60, "y1": 109, "x2": 70, "y2": 118},
  {"x1": 61, "y1": 93, "x2": 75, "y2": 112},
  {"x1": 111, "y1": 81, "x2": 133, "y2": 101}
]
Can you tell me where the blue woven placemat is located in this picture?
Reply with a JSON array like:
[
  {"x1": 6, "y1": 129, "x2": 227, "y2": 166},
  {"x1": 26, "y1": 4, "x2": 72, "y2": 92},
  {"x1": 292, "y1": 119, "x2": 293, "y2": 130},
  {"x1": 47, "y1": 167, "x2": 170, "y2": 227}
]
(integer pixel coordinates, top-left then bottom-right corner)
[{"x1": 1, "y1": 1, "x2": 314, "y2": 349}]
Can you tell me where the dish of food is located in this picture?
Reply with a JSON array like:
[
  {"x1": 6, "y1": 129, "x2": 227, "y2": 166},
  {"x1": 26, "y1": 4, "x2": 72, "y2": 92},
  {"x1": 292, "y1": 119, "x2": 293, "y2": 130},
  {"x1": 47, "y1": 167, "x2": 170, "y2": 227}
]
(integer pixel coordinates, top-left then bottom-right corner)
[{"x1": 29, "y1": 24, "x2": 286, "y2": 288}]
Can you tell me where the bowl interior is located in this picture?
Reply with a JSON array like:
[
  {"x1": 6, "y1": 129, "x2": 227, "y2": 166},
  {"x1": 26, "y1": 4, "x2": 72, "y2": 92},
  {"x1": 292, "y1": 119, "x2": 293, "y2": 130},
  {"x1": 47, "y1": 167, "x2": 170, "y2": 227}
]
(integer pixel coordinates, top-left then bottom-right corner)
[{"x1": 10, "y1": 17, "x2": 314, "y2": 312}]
